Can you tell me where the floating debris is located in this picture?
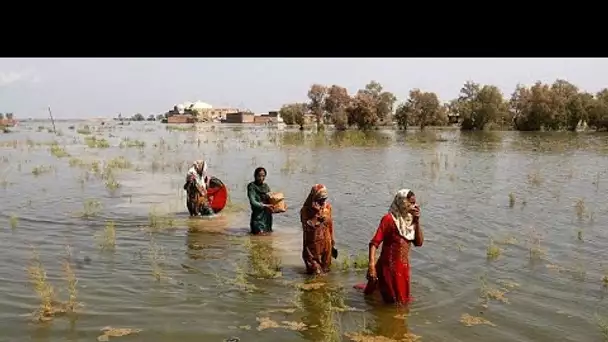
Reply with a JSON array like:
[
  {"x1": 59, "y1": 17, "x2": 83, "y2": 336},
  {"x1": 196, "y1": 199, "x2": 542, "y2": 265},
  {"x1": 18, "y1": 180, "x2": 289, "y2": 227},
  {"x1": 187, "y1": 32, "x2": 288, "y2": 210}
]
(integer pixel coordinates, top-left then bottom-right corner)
[
  {"x1": 460, "y1": 313, "x2": 496, "y2": 327},
  {"x1": 97, "y1": 326, "x2": 142, "y2": 341}
]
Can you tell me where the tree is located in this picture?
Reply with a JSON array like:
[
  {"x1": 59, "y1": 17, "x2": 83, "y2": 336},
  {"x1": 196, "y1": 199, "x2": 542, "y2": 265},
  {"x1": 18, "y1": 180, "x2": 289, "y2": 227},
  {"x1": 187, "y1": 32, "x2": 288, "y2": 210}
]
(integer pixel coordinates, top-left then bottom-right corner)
[
  {"x1": 156, "y1": 114, "x2": 165, "y2": 121},
  {"x1": 324, "y1": 85, "x2": 351, "y2": 130},
  {"x1": 394, "y1": 103, "x2": 409, "y2": 130},
  {"x1": 5, "y1": 113, "x2": 13, "y2": 120},
  {"x1": 279, "y1": 103, "x2": 307, "y2": 128},
  {"x1": 511, "y1": 82, "x2": 556, "y2": 131},
  {"x1": 147, "y1": 114, "x2": 156, "y2": 121},
  {"x1": 0, "y1": 113, "x2": 4, "y2": 120},
  {"x1": 454, "y1": 81, "x2": 508, "y2": 131},
  {"x1": 396, "y1": 89, "x2": 446, "y2": 130},
  {"x1": 360, "y1": 81, "x2": 397, "y2": 123},
  {"x1": 589, "y1": 89, "x2": 608, "y2": 131},
  {"x1": 132, "y1": 113, "x2": 145, "y2": 121},
  {"x1": 347, "y1": 91, "x2": 377, "y2": 130},
  {"x1": 307, "y1": 84, "x2": 327, "y2": 128}
]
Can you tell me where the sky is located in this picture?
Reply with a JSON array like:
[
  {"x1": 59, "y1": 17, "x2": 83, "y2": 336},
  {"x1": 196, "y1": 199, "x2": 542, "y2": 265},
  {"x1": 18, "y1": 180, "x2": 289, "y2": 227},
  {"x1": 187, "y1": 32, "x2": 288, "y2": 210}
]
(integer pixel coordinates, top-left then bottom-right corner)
[{"x1": 1, "y1": 58, "x2": 607, "y2": 119}]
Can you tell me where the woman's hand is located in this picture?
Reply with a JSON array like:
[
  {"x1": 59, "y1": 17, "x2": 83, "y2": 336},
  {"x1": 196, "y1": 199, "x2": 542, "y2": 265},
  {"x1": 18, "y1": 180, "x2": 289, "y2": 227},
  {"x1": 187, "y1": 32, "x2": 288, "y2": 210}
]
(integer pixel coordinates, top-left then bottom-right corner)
[
  {"x1": 366, "y1": 265, "x2": 377, "y2": 282},
  {"x1": 264, "y1": 204, "x2": 274, "y2": 212},
  {"x1": 409, "y1": 204, "x2": 420, "y2": 218}
]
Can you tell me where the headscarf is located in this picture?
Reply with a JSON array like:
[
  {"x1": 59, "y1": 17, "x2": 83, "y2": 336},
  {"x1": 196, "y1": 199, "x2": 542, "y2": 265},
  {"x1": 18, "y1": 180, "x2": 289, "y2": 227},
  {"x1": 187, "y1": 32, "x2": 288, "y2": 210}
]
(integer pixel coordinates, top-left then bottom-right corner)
[
  {"x1": 389, "y1": 189, "x2": 416, "y2": 240},
  {"x1": 301, "y1": 184, "x2": 330, "y2": 223},
  {"x1": 192, "y1": 160, "x2": 208, "y2": 177}
]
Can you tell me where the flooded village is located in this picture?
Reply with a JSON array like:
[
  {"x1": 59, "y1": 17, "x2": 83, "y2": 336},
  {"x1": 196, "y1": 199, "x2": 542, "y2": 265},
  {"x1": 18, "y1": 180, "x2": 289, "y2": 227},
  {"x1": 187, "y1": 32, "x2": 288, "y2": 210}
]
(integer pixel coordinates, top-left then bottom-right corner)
[{"x1": 2, "y1": 60, "x2": 608, "y2": 342}]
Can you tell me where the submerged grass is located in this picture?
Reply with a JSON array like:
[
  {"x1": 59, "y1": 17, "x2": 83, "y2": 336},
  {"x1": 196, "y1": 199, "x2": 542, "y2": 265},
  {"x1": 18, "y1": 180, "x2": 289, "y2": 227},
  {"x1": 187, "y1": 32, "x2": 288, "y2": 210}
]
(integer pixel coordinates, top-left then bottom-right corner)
[{"x1": 4, "y1": 123, "x2": 607, "y2": 339}]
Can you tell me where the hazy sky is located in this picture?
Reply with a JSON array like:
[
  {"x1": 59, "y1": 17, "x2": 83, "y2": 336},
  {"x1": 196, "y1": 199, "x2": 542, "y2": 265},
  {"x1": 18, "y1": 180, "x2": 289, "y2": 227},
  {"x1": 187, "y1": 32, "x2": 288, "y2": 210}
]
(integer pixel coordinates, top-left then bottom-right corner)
[{"x1": 1, "y1": 58, "x2": 607, "y2": 119}]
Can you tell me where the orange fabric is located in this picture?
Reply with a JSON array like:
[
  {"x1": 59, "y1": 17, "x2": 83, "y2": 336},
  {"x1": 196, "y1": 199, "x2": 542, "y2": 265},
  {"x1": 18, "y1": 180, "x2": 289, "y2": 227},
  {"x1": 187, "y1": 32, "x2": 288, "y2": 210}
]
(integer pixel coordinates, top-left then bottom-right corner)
[{"x1": 300, "y1": 184, "x2": 334, "y2": 274}]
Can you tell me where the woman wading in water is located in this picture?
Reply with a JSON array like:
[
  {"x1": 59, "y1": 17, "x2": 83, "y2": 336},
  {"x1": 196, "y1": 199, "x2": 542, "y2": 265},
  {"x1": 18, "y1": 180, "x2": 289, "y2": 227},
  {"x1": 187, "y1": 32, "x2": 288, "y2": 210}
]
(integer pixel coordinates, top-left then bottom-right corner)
[
  {"x1": 300, "y1": 184, "x2": 336, "y2": 275},
  {"x1": 358, "y1": 189, "x2": 424, "y2": 305},
  {"x1": 247, "y1": 167, "x2": 274, "y2": 235}
]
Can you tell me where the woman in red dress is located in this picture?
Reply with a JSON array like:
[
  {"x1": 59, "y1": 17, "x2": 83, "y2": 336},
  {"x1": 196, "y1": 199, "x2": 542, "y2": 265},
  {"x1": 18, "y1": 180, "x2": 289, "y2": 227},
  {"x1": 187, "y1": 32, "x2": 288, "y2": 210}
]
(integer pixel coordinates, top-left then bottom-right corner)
[{"x1": 362, "y1": 188, "x2": 424, "y2": 305}]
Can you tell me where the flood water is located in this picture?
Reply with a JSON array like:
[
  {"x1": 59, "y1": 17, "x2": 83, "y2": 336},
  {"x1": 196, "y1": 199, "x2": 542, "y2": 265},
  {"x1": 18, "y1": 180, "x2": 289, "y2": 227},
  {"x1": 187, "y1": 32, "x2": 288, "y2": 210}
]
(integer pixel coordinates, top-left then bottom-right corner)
[{"x1": 1, "y1": 121, "x2": 607, "y2": 342}]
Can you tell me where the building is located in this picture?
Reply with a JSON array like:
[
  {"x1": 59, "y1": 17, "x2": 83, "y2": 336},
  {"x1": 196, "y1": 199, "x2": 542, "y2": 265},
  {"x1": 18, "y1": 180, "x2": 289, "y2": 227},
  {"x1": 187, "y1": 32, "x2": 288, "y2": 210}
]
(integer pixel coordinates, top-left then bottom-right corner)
[
  {"x1": 225, "y1": 112, "x2": 255, "y2": 123},
  {"x1": 167, "y1": 115, "x2": 196, "y2": 124},
  {"x1": 199, "y1": 107, "x2": 240, "y2": 121},
  {"x1": 448, "y1": 113, "x2": 460, "y2": 124},
  {"x1": 253, "y1": 115, "x2": 273, "y2": 124}
]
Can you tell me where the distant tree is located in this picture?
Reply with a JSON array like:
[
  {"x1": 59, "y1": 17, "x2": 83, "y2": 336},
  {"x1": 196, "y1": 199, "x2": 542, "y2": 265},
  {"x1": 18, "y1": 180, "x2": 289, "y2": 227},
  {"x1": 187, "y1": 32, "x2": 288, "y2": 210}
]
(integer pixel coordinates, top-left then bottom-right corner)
[
  {"x1": 307, "y1": 84, "x2": 328, "y2": 129},
  {"x1": 5, "y1": 113, "x2": 13, "y2": 120},
  {"x1": 359, "y1": 80, "x2": 397, "y2": 124},
  {"x1": 132, "y1": 113, "x2": 145, "y2": 121},
  {"x1": 147, "y1": 114, "x2": 156, "y2": 121},
  {"x1": 0, "y1": 113, "x2": 4, "y2": 120},
  {"x1": 394, "y1": 103, "x2": 409, "y2": 130},
  {"x1": 156, "y1": 114, "x2": 165, "y2": 121},
  {"x1": 279, "y1": 103, "x2": 307, "y2": 128},
  {"x1": 396, "y1": 89, "x2": 446, "y2": 130},
  {"x1": 589, "y1": 89, "x2": 608, "y2": 131},
  {"x1": 347, "y1": 91, "x2": 377, "y2": 130},
  {"x1": 324, "y1": 85, "x2": 351, "y2": 130},
  {"x1": 453, "y1": 81, "x2": 508, "y2": 131}
]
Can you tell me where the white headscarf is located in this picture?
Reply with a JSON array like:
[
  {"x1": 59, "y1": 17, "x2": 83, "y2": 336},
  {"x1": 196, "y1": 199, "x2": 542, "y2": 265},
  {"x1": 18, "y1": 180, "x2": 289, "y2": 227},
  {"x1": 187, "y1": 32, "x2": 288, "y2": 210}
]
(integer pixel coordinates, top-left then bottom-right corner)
[
  {"x1": 193, "y1": 160, "x2": 208, "y2": 176},
  {"x1": 389, "y1": 188, "x2": 416, "y2": 240}
]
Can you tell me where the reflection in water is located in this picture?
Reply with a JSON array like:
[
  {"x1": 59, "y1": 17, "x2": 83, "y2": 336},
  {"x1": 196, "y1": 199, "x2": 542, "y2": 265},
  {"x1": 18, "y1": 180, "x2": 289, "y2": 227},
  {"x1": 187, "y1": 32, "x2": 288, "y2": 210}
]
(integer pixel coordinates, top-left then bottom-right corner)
[
  {"x1": 297, "y1": 283, "x2": 345, "y2": 342},
  {"x1": 185, "y1": 216, "x2": 231, "y2": 260},
  {"x1": 246, "y1": 236, "x2": 282, "y2": 279},
  {"x1": 364, "y1": 300, "x2": 412, "y2": 340}
]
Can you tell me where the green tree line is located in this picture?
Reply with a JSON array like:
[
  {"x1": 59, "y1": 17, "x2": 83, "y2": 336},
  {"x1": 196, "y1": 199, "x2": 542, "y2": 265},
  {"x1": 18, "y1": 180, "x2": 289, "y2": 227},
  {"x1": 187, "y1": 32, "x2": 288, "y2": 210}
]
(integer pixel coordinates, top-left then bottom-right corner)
[{"x1": 279, "y1": 79, "x2": 608, "y2": 132}]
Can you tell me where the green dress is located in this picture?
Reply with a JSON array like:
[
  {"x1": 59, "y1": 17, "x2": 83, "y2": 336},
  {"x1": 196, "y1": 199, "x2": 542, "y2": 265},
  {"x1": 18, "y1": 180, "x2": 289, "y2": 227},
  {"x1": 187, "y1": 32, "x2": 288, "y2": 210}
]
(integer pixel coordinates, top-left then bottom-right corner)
[{"x1": 247, "y1": 181, "x2": 273, "y2": 234}]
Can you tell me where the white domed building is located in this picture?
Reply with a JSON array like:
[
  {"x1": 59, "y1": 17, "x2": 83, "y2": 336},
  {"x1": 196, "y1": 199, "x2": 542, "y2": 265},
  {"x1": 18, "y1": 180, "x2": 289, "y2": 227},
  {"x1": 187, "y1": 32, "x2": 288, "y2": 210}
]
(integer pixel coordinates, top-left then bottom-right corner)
[{"x1": 190, "y1": 101, "x2": 213, "y2": 111}]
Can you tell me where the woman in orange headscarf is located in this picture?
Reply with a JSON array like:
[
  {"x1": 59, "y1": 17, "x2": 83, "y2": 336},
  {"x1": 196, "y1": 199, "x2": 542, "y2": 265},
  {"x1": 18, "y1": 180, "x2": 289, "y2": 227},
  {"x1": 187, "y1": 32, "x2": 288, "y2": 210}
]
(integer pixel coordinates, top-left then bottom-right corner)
[{"x1": 300, "y1": 184, "x2": 336, "y2": 275}]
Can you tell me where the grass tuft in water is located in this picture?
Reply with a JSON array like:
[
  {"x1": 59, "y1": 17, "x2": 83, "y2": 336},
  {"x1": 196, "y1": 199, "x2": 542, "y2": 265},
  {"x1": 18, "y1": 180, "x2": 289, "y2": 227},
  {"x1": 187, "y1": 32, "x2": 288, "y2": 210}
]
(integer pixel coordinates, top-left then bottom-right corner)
[
  {"x1": 9, "y1": 214, "x2": 18, "y2": 230},
  {"x1": 27, "y1": 248, "x2": 57, "y2": 321},
  {"x1": 486, "y1": 239, "x2": 501, "y2": 260},
  {"x1": 97, "y1": 220, "x2": 116, "y2": 251}
]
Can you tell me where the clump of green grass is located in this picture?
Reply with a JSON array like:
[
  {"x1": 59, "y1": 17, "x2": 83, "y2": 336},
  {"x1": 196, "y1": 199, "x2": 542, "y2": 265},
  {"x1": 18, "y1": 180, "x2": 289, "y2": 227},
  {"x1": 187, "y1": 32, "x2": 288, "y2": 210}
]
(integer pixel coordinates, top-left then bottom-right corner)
[
  {"x1": 337, "y1": 252, "x2": 369, "y2": 272},
  {"x1": 62, "y1": 258, "x2": 78, "y2": 312},
  {"x1": 486, "y1": 239, "x2": 501, "y2": 260},
  {"x1": 31, "y1": 165, "x2": 53, "y2": 176},
  {"x1": 575, "y1": 198, "x2": 586, "y2": 220},
  {"x1": 106, "y1": 156, "x2": 132, "y2": 169},
  {"x1": 214, "y1": 262, "x2": 258, "y2": 294},
  {"x1": 245, "y1": 239, "x2": 282, "y2": 279},
  {"x1": 527, "y1": 227, "x2": 545, "y2": 260},
  {"x1": 68, "y1": 157, "x2": 87, "y2": 168},
  {"x1": 595, "y1": 314, "x2": 608, "y2": 340},
  {"x1": 9, "y1": 214, "x2": 18, "y2": 230},
  {"x1": 84, "y1": 136, "x2": 110, "y2": 148},
  {"x1": 80, "y1": 199, "x2": 102, "y2": 218},
  {"x1": 76, "y1": 126, "x2": 92, "y2": 135},
  {"x1": 119, "y1": 138, "x2": 145, "y2": 148},
  {"x1": 27, "y1": 249, "x2": 57, "y2": 321},
  {"x1": 97, "y1": 221, "x2": 116, "y2": 251},
  {"x1": 105, "y1": 176, "x2": 121, "y2": 193},
  {"x1": 148, "y1": 209, "x2": 175, "y2": 231},
  {"x1": 508, "y1": 192, "x2": 516, "y2": 208},
  {"x1": 49, "y1": 143, "x2": 70, "y2": 158}
]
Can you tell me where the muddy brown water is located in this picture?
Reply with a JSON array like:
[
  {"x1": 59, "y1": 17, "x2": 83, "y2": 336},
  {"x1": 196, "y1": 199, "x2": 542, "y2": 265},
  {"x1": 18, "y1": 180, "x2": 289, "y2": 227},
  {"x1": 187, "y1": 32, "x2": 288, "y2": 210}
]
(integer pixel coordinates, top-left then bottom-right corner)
[{"x1": 1, "y1": 121, "x2": 607, "y2": 342}]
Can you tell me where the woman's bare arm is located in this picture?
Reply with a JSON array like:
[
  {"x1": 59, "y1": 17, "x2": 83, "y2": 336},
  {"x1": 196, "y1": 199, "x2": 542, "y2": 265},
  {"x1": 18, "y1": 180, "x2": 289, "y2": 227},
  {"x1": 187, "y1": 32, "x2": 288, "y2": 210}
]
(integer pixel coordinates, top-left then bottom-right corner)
[{"x1": 413, "y1": 218, "x2": 424, "y2": 247}]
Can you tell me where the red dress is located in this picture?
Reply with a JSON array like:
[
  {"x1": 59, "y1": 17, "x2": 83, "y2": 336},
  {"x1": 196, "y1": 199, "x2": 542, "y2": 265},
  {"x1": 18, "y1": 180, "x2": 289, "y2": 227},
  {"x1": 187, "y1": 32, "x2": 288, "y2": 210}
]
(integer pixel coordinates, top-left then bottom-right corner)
[{"x1": 364, "y1": 213, "x2": 415, "y2": 305}]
